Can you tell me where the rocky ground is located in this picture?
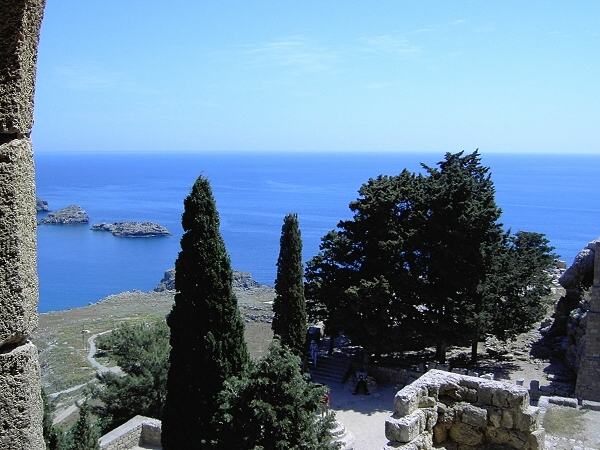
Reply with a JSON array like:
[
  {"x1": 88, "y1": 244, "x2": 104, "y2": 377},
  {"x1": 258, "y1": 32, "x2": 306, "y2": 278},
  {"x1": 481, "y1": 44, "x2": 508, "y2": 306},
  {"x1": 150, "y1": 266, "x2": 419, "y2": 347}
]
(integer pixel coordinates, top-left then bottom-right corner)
[
  {"x1": 34, "y1": 284, "x2": 275, "y2": 425},
  {"x1": 91, "y1": 221, "x2": 170, "y2": 237},
  {"x1": 37, "y1": 204, "x2": 89, "y2": 224}
]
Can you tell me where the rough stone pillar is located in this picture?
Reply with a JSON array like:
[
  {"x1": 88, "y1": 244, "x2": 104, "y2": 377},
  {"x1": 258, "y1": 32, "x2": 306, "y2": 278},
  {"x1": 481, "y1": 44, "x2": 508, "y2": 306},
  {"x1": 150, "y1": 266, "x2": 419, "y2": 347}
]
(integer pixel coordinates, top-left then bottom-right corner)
[
  {"x1": 576, "y1": 242, "x2": 600, "y2": 401},
  {"x1": 0, "y1": 1, "x2": 46, "y2": 449}
]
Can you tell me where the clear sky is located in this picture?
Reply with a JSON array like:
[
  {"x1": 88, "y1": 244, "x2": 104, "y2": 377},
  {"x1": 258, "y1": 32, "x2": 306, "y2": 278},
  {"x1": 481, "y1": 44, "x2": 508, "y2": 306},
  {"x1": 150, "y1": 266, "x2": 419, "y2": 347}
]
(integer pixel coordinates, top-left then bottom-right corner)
[{"x1": 33, "y1": 1, "x2": 600, "y2": 153}]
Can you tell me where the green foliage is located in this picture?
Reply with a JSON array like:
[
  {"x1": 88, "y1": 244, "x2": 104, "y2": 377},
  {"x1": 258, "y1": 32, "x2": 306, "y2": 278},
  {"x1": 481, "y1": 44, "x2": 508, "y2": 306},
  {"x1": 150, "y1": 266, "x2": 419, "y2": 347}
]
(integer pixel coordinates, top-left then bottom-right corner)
[
  {"x1": 214, "y1": 340, "x2": 339, "y2": 450},
  {"x1": 272, "y1": 213, "x2": 308, "y2": 357},
  {"x1": 92, "y1": 321, "x2": 170, "y2": 432},
  {"x1": 42, "y1": 389, "x2": 66, "y2": 450},
  {"x1": 67, "y1": 403, "x2": 100, "y2": 450},
  {"x1": 162, "y1": 176, "x2": 249, "y2": 449},
  {"x1": 306, "y1": 151, "x2": 555, "y2": 361},
  {"x1": 478, "y1": 231, "x2": 556, "y2": 340}
]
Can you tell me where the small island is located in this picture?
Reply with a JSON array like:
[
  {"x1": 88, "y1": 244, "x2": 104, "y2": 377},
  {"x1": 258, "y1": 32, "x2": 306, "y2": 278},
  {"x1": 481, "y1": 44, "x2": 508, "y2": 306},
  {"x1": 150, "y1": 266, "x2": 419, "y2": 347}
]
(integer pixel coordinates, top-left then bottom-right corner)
[
  {"x1": 38, "y1": 205, "x2": 89, "y2": 224},
  {"x1": 91, "y1": 221, "x2": 170, "y2": 238},
  {"x1": 36, "y1": 197, "x2": 49, "y2": 212}
]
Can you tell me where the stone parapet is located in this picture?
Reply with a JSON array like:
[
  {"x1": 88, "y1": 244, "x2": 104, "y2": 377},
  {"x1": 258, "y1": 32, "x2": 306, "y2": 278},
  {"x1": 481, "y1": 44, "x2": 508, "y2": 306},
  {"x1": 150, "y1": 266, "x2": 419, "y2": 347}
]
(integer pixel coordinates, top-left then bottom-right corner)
[
  {"x1": 384, "y1": 369, "x2": 545, "y2": 450},
  {"x1": 99, "y1": 415, "x2": 162, "y2": 450},
  {"x1": 0, "y1": 0, "x2": 45, "y2": 134},
  {"x1": 0, "y1": 341, "x2": 44, "y2": 450},
  {"x1": 0, "y1": 137, "x2": 38, "y2": 347}
]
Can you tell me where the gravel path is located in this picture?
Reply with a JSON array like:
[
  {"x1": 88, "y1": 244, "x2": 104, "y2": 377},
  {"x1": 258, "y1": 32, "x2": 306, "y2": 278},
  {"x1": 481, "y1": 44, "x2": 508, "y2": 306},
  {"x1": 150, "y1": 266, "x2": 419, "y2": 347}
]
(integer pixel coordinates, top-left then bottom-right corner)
[{"x1": 87, "y1": 331, "x2": 123, "y2": 375}]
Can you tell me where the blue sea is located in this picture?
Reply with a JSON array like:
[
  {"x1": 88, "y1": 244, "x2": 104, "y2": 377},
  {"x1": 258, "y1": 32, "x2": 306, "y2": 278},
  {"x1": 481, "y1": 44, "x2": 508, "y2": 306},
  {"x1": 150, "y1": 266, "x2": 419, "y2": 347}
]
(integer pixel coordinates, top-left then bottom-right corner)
[{"x1": 35, "y1": 152, "x2": 600, "y2": 312}]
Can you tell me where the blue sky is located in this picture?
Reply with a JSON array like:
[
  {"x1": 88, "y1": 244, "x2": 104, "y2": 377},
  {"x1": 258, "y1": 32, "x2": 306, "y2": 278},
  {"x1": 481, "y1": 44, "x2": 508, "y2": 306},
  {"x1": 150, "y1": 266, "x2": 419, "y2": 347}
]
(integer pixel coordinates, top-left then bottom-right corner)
[{"x1": 33, "y1": 1, "x2": 600, "y2": 153}]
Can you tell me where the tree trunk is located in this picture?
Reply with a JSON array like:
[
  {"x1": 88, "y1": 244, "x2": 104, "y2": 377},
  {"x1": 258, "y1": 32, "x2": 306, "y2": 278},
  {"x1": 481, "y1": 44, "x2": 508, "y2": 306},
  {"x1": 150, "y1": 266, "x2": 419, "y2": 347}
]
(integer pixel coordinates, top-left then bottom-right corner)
[
  {"x1": 436, "y1": 342, "x2": 447, "y2": 363},
  {"x1": 470, "y1": 340, "x2": 478, "y2": 366}
]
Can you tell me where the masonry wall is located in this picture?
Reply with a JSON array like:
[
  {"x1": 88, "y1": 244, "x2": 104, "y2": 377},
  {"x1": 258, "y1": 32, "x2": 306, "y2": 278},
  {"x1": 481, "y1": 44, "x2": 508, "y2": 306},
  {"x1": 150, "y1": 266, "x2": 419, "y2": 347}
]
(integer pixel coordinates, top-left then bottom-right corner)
[
  {"x1": 384, "y1": 370, "x2": 545, "y2": 450},
  {"x1": 0, "y1": 1, "x2": 46, "y2": 448},
  {"x1": 575, "y1": 242, "x2": 600, "y2": 401}
]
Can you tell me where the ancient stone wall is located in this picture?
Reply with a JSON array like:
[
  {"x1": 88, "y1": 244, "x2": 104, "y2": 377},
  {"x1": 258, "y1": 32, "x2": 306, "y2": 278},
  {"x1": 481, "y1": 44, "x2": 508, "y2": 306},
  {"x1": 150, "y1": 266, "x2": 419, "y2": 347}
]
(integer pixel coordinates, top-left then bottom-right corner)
[
  {"x1": 575, "y1": 242, "x2": 600, "y2": 401},
  {"x1": 384, "y1": 370, "x2": 545, "y2": 450},
  {"x1": 0, "y1": 0, "x2": 46, "y2": 448},
  {"x1": 99, "y1": 416, "x2": 162, "y2": 450}
]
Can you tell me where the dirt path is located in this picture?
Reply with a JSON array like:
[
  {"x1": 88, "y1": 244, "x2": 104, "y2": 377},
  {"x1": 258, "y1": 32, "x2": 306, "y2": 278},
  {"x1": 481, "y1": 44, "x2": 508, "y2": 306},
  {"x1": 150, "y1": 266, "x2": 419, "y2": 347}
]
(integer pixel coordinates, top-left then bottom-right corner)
[{"x1": 87, "y1": 331, "x2": 122, "y2": 376}]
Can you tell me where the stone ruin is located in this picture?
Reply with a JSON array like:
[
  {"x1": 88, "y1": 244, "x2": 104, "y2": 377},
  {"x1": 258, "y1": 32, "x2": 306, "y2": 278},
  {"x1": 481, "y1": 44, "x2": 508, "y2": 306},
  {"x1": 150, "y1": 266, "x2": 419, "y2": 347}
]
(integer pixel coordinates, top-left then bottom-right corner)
[
  {"x1": 384, "y1": 370, "x2": 545, "y2": 449},
  {"x1": 0, "y1": 0, "x2": 46, "y2": 448},
  {"x1": 575, "y1": 242, "x2": 600, "y2": 401}
]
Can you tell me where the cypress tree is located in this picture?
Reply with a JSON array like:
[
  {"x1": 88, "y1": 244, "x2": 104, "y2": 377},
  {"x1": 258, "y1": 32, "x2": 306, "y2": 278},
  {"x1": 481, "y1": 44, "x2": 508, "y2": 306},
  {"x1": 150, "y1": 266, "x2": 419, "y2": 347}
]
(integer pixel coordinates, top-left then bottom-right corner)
[
  {"x1": 272, "y1": 213, "x2": 307, "y2": 358},
  {"x1": 68, "y1": 403, "x2": 99, "y2": 450},
  {"x1": 162, "y1": 176, "x2": 249, "y2": 449}
]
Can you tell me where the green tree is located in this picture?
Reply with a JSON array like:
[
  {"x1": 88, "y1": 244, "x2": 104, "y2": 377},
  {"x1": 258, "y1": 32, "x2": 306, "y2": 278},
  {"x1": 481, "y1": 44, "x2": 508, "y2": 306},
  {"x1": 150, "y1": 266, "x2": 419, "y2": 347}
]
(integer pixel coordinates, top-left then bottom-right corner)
[
  {"x1": 470, "y1": 231, "x2": 555, "y2": 362},
  {"x1": 91, "y1": 321, "x2": 170, "y2": 432},
  {"x1": 272, "y1": 213, "x2": 307, "y2": 357},
  {"x1": 213, "y1": 340, "x2": 338, "y2": 450},
  {"x1": 305, "y1": 171, "x2": 425, "y2": 357},
  {"x1": 162, "y1": 176, "x2": 249, "y2": 449},
  {"x1": 418, "y1": 151, "x2": 503, "y2": 362},
  {"x1": 42, "y1": 389, "x2": 65, "y2": 450},
  {"x1": 306, "y1": 151, "x2": 554, "y2": 364},
  {"x1": 67, "y1": 403, "x2": 99, "y2": 450}
]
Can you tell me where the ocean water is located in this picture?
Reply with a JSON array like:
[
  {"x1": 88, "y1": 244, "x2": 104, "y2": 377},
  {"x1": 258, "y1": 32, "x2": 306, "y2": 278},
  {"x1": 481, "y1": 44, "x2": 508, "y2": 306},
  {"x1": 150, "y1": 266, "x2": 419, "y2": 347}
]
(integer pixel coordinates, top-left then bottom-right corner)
[{"x1": 35, "y1": 152, "x2": 600, "y2": 312}]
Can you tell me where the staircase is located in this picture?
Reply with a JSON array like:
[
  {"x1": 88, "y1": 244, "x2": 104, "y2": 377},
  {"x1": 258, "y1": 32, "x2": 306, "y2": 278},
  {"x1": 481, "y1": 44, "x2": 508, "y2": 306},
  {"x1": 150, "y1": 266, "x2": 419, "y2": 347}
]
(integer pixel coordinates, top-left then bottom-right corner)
[{"x1": 309, "y1": 354, "x2": 352, "y2": 384}]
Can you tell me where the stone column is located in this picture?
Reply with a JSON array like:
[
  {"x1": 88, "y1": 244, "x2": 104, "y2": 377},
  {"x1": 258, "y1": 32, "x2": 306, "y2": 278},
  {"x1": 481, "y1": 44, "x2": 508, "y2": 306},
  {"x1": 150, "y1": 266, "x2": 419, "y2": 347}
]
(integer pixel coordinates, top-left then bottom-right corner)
[
  {"x1": 576, "y1": 242, "x2": 600, "y2": 401},
  {"x1": 0, "y1": 1, "x2": 46, "y2": 449}
]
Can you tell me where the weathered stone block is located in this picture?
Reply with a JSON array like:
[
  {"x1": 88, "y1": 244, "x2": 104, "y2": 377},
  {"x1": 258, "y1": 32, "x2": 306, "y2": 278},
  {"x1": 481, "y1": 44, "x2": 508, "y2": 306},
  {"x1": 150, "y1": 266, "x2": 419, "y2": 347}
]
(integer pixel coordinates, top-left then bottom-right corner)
[
  {"x1": 385, "y1": 410, "x2": 426, "y2": 444},
  {"x1": 0, "y1": 138, "x2": 38, "y2": 347},
  {"x1": 460, "y1": 404, "x2": 487, "y2": 428},
  {"x1": 0, "y1": 341, "x2": 43, "y2": 450},
  {"x1": 501, "y1": 409, "x2": 514, "y2": 428},
  {"x1": 449, "y1": 422, "x2": 483, "y2": 446},
  {"x1": 514, "y1": 406, "x2": 539, "y2": 432},
  {"x1": 527, "y1": 429, "x2": 545, "y2": 450},
  {"x1": 394, "y1": 387, "x2": 420, "y2": 416},
  {"x1": 432, "y1": 423, "x2": 447, "y2": 444},
  {"x1": 0, "y1": 0, "x2": 45, "y2": 134},
  {"x1": 383, "y1": 433, "x2": 432, "y2": 450}
]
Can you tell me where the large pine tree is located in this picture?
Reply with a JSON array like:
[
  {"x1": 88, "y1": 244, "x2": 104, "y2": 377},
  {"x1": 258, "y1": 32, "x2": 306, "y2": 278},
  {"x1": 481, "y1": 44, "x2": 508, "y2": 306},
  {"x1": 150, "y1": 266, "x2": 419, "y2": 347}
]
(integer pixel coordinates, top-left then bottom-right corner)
[
  {"x1": 272, "y1": 213, "x2": 307, "y2": 358},
  {"x1": 162, "y1": 176, "x2": 248, "y2": 449}
]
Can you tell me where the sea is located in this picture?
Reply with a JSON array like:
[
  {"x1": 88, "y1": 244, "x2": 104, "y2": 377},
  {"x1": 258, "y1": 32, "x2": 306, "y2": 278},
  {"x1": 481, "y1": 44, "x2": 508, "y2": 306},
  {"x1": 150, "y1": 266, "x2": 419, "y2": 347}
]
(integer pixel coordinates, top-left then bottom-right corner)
[{"x1": 35, "y1": 152, "x2": 600, "y2": 312}]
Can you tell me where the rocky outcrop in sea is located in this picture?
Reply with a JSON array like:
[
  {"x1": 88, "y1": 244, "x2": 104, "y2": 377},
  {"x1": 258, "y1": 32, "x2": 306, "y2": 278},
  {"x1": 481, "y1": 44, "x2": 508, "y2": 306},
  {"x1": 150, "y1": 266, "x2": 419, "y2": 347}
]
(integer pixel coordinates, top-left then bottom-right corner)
[
  {"x1": 38, "y1": 205, "x2": 88, "y2": 225},
  {"x1": 36, "y1": 197, "x2": 49, "y2": 212},
  {"x1": 155, "y1": 268, "x2": 262, "y2": 292},
  {"x1": 91, "y1": 222, "x2": 170, "y2": 238}
]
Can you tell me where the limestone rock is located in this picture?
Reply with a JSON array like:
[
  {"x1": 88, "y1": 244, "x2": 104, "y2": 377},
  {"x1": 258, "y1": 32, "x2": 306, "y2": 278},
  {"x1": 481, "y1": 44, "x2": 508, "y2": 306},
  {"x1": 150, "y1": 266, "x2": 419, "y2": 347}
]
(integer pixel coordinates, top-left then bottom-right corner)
[
  {"x1": 0, "y1": 341, "x2": 44, "y2": 450},
  {"x1": 91, "y1": 221, "x2": 170, "y2": 237},
  {"x1": 38, "y1": 204, "x2": 88, "y2": 224},
  {"x1": 449, "y1": 422, "x2": 483, "y2": 446},
  {"x1": 35, "y1": 196, "x2": 48, "y2": 212},
  {"x1": 0, "y1": 0, "x2": 45, "y2": 134},
  {"x1": 558, "y1": 238, "x2": 599, "y2": 289},
  {"x1": 154, "y1": 268, "x2": 262, "y2": 292},
  {"x1": 385, "y1": 410, "x2": 426, "y2": 443},
  {"x1": 0, "y1": 138, "x2": 38, "y2": 346}
]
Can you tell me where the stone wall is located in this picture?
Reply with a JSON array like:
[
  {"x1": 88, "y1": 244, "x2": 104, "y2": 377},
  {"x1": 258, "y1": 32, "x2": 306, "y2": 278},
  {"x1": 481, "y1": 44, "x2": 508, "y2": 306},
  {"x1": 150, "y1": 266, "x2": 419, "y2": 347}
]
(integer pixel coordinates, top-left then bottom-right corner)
[
  {"x1": 0, "y1": 1, "x2": 46, "y2": 449},
  {"x1": 99, "y1": 416, "x2": 162, "y2": 450},
  {"x1": 575, "y1": 242, "x2": 600, "y2": 401},
  {"x1": 384, "y1": 370, "x2": 545, "y2": 450}
]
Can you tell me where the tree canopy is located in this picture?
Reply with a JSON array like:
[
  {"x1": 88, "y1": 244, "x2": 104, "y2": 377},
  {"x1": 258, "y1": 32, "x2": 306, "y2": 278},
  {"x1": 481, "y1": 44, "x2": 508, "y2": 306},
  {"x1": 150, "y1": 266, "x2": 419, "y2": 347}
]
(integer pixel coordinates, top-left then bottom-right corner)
[
  {"x1": 306, "y1": 151, "x2": 555, "y2": 362},
  {"x1": 213, "y1": 340, "x2": 338, "y2": 450},
  {"x1": 92, "y1": 320, "x2": 170, "y2": 432}
]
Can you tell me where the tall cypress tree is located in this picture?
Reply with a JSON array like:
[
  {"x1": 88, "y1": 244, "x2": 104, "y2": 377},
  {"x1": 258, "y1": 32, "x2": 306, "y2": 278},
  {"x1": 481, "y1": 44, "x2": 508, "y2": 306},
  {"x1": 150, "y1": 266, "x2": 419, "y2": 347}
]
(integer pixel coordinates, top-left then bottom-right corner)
[
  {"x1": 272, "y1": 213, "x2": 307, "y2": 358},
  {"x1": 162, "y1": 176, "x2": 248, "y2": 449}
]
